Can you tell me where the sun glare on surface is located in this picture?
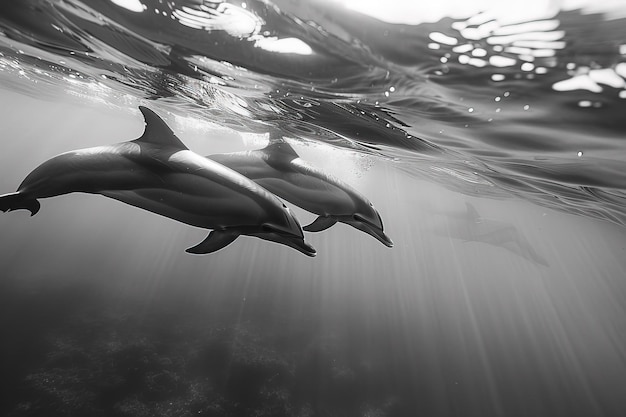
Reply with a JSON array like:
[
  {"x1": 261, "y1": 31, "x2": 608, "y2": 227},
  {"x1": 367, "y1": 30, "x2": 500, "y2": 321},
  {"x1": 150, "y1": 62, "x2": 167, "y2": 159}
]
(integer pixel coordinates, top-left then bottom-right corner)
[{"x1": 323, "y1": 0, "x2": 626, "y2": 25}]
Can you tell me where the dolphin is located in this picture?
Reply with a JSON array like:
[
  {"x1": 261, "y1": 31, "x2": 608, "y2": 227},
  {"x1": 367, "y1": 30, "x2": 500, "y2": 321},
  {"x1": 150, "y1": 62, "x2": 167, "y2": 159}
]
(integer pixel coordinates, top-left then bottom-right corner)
[
  {"x1": 0, "y1": 107, "x2": 316, "y2": 256},
  {"x1": 432, "y1": 202, "x2": 549, "y2": 266},
  {"x1": 207, "y1": 139, "x2": 393, "y2": 247}
]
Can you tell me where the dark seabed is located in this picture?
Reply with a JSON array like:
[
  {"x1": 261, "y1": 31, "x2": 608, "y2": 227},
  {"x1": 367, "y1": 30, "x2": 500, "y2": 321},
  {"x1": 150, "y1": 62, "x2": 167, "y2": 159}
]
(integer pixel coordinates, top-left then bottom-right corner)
[{"x1": 1, "y1": 1, "x2": 626, "y2": 416}]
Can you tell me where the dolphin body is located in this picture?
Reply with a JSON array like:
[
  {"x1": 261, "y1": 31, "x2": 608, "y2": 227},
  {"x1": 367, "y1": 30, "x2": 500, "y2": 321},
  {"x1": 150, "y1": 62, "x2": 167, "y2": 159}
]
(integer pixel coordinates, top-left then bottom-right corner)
[
  {"x1": 208, "y1": 140, "x2": 393, "y2": 247},
  {"x1": 432, "y1": 202, "x2": 549, "y2": 266},
  {"x1": 0, "y1": 107, "x2": 316, "y2": 256}
]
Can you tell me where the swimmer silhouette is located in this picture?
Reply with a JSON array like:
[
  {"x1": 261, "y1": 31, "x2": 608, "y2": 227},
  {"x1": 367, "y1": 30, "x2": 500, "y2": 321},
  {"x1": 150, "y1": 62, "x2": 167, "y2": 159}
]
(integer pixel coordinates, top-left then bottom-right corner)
[
  {"x1": 0, "y1": 107, "x2": 316, "y2": 256},
  {"x1": 208, "y1": 138, "x2": 393, "y2": 247}
]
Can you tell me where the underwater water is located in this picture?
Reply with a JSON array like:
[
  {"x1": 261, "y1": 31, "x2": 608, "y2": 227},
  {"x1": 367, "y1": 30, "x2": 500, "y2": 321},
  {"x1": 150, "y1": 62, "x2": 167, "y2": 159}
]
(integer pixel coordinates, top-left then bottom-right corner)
[{"x1": 1, "y1": 0, "x2": 626, "y2": 416}]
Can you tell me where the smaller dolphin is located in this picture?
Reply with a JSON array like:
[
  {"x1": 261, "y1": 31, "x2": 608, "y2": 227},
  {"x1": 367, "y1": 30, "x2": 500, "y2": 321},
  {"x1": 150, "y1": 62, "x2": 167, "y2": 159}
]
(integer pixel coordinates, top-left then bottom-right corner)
[
  {"x1": 431, "y1": 202, "x2": 549, "y2": 266},
  {"x1": 208, "y1": 138, "x2": 393, "y2": 247},
  {"x1": 0, "y1": 107, "x2": 315, "y2": 256}
]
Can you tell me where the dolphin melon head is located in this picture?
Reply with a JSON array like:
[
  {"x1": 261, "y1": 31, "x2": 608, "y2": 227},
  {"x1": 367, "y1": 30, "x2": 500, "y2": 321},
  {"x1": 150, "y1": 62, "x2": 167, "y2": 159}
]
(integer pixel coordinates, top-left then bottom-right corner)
[
  {"x1": 254, "y1": 205, "x2": 316, "y2": 256},
  {"x1": 343, "y1": 202, "x2": 393, "y2": 247}
]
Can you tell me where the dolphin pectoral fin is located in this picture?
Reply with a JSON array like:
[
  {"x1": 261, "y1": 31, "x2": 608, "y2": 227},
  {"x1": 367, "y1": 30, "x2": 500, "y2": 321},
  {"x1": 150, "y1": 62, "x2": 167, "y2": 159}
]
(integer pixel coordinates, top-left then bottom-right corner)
[
  {"x1": 303, "y1": 216, "x2": 337, "y2": 232},
  {"x1": 185, "y1": 230, "x2": 239, "y2": 254},
  {"x1": 0, "y1": 192, "x2": 40, "y2": 216}
]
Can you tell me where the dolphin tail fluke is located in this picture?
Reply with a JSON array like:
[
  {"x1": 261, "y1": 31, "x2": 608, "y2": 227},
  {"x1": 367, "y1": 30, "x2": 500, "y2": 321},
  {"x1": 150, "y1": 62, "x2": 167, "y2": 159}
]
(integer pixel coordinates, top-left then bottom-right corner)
[
  {"x1": 0, "y1": 192, "x2": 40, "y2": 216},
  {"x1": 186, "y1": 230, "x2": 239, "y2": 254},
  {"x1": 304, "y1": 216, "x2": 337, "y2": 232}
]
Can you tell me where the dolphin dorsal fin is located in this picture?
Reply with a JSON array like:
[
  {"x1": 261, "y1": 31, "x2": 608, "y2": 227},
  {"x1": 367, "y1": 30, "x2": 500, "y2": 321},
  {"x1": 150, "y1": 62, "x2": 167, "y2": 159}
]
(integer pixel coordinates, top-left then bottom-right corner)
[
  {"x1": 465, "y1": 202, "x2": 481, "y2": 223},
  {"x1": 135, "y1": 106, "x2": 188, "y2": 150},
  {"x1": 264, "y1": 141, "x2": 299, "y2": 161}
]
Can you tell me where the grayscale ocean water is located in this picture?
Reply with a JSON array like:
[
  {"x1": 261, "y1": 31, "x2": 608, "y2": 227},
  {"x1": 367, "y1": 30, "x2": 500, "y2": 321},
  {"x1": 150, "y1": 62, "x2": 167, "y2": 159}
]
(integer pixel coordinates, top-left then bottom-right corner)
[{"x1": 1, "y1": 1, "x2": 626, "y2": 416}]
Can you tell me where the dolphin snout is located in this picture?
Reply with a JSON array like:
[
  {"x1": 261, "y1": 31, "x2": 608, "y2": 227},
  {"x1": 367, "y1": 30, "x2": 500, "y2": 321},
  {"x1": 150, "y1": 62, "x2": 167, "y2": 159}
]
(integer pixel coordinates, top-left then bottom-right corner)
[
  {"x1": 346, "y1": 214, "x2": 394, "y2": 248},
  {"x1": 257, "y1": 207, "x2": 316, "y2": 256},
  {"x1": 281, "y1": 208, "x2": 317, "y2": 256}
]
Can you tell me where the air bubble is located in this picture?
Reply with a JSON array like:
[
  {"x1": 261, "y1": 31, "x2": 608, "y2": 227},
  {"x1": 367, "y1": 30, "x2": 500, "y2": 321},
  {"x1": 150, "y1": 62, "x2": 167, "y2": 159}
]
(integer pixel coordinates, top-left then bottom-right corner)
[
  {"x1": 429, "y1": 32, "x2": 458, "y2": 45},
  {"x1": 523, "y1": 104, "x2": 530, "y2": 110},
  {"x1": 472, "y1": 48, "x2": 487, "y2": 57},
  {"x1": 577, "y1": 151, "x2": 583, "y2": 157}
]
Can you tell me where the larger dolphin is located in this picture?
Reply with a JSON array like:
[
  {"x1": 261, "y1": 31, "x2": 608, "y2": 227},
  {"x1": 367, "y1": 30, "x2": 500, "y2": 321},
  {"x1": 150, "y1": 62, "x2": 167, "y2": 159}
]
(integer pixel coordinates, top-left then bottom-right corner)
[
  {"x1": 0, "y1": 107, "x2": 316, "y2": 256},
  {"x1": 208, "y1": 139, "x2": 393, "y2": 247}
]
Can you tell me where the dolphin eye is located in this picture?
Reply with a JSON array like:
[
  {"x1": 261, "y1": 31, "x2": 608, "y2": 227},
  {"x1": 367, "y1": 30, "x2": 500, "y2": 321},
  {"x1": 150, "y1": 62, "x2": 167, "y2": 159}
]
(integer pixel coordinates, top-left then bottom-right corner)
[
  {"x1": 261, "y1": 224, "x2": 275, "y2": 232},
  {"x1": 353, "y1": 214, "x2": 365, "y2": 222}
]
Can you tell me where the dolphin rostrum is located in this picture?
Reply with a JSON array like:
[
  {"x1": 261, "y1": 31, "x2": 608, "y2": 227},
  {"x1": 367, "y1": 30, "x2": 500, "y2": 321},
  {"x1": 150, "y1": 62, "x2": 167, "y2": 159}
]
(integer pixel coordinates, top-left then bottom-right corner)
[
  {"x1": 0, "y1": 107, "x2": 316, "y2": 256},
  {"x1": 208, "y1": 139, "x2": 393, "y2": 247}
]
